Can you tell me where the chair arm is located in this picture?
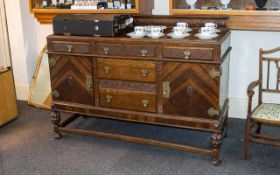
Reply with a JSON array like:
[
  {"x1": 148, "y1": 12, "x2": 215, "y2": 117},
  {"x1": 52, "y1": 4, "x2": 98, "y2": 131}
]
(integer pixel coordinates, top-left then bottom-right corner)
[
  {"x1": 247, "y1": 80, "x2": 260, "y2": 96},
  {"x1": 247, "y1": 80, "x2": 261, "y2": 115}
]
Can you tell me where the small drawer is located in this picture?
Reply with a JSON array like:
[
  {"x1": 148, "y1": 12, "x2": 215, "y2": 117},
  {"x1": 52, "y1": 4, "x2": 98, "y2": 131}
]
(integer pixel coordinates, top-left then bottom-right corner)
[
  {"x1": 96, "y1": 43, "x2": 157, "y2": 58},
  {"x1": 163, "y1": 46, "x2": 214, "y2": 61},
  {"x1": 99, "y1": 88, "x2": 157, "y2": 113},
  {"x1": 96, "y1": 43, "x2": 125, "y2": 56},
  {"x1": 97, "y1": 58, "x2": 156, "y2": 83},
  {"x1": 49, "y1": 41, "x2": 91, "y2": 54},
  {"x1": 126, "y1": 45, "x2": 156, "y2": 57}
]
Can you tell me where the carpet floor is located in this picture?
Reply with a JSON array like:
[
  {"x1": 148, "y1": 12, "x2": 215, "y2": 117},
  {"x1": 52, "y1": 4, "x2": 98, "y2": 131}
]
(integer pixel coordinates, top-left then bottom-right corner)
[{"x1": 0, "y1": 101, "x2": 279, "y2": 175}]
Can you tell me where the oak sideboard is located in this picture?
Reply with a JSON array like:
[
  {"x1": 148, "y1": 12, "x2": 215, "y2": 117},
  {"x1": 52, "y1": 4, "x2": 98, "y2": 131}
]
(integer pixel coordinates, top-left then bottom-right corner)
[{"x1": 47, "y1": 15, "x2": 231, "y2": 165}]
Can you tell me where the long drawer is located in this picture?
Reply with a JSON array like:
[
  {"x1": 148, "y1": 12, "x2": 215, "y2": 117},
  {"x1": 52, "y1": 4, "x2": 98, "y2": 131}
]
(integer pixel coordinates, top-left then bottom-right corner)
[
  {"x1": 96, "y1": 43, "x2": 157, "y2": 58},
  {"x1": 97, "y1": 58, "x2": 156, "y2": 83},
  {"x1": 99, "y1": 87, "x2": 157, "y2": 113},
  {"x1": 48, "y1": 41, "x2": 91, "y2": 54},
  {"x1": 163, "y1": 46, "x2": 214, "y2": 61}
]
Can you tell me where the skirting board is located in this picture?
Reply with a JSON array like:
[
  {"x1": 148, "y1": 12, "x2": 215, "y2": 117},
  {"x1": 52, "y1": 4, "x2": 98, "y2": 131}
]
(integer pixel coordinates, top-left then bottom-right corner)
[
  {"x1": 15, "y1": 83, "x2": 30, "y2": 101},
  {"x1": 16, "y1": 83, "x2": 270, "y2": 119}
]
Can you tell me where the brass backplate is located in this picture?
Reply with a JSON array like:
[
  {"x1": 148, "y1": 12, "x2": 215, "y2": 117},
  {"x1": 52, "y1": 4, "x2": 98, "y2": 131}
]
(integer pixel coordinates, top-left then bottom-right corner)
[
  {"x1": 163, "y1": 81, "x2": 170, "y2": 98},
  {"x1": 49, "y1": 58, "x2": 56, "y2": 67},
  {"x1": 208, "y1": 107, "x2": 219, "y2": 117},
  {"x1": 86, "y1": 76, "x2": 93, "y2": 91},
  {"x1": 209, "y1": 69, "x2": 221, "y2": 79}
]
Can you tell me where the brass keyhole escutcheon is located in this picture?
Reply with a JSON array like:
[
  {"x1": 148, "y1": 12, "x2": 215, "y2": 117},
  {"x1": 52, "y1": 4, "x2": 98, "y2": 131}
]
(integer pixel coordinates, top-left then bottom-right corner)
[
  {"x1": 67, "y1": 45, "x2": 73, "y2": 52},
  {"x1": 184, "y1": 51, "x2": 191, "y2": 59},
  {"x1": 106, "y1": 95, "x2": 112, "y2": 103},
  {"x1": 142, "y1": 100, "x2": 149, "y2": 107},
  {"x1": 68, "y1": 75, "x2": 73, "y2": 85},
  {"x1": 141, "y1": 69, "x2": 149, "y2": 77},
  {"x1": 141, "y1": 49, "x2": 148, "y2": 57},
  {"x1": 104, "y1": 47, "x2": 110, "y2": 55},
  {"x1": 104, "y1": 66, "x2": 111, "y2": 74},
  {"x1": 187, "y1": 86, "x2": 194, "y2": 96}
]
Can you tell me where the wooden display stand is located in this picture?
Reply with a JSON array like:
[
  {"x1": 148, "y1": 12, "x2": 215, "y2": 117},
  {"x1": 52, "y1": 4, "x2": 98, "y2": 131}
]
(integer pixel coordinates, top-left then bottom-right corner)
[
  {"x1": 0, "y1": 68, "x2": 17, "y2": 126},
  {"x1": 29, "y1": 0, "x2": 154, "y2": 24},
  {"x1": 170, "y1": 0, "x2": 280, "y2": 31}
]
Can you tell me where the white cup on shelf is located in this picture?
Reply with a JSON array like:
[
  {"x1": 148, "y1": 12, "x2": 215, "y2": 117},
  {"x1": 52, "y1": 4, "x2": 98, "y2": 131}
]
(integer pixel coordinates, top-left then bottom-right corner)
[
  {"x1": 134, "y1": 26, "x2": 146, "y2": 35},
  {"x1": 205, "y1": 22, "x2": 217, "y2": 29}
]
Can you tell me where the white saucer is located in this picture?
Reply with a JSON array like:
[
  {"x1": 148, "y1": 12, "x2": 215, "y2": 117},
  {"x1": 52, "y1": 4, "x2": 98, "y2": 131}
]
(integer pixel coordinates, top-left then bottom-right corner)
[
  {"x1": 147, "y1": 33, "x2": 165, "y2": 39},
  {"x1": 127, "y1": 32, "x2": 146, "y2": 39},
  {"x1": 195, "y1": 33, "x2": 219, "y2": 40},
  {"x1": 167, "y1": 32, "x2": 190, "y2": 39},
  {"x1": 199, "y1": 29, "x2": 221, "y2": 33}
]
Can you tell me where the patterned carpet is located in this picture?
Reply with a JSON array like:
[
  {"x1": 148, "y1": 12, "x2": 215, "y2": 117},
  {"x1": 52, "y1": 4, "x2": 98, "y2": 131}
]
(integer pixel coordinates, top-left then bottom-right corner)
[{"x1": 0, "y1": 101, "x2": 279, "y2": 175}]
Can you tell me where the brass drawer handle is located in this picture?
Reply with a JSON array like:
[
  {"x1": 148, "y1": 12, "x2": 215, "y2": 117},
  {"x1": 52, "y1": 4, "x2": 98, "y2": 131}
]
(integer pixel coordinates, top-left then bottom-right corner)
[
  {"x1": 66, "y1": 45, "x2": 73, "y2": 52},
  {"x1": 104, "y1": 47, "x2": 110, "y2": 55},
  {"x1": 141, "y1": 49, "x2": 148, "y2": 57},
  {"x1": 142, "y1": 100, "x2": 149, "y2": 107},
  {"x1": 184, "y1": 51, "x2": 191, "y2": 59},
  {"x1": 141, "y1": 69, "x2": 149, "y2": 77},
  {"x1": 104, "y1": 66, "x2": 111, "y2": 74},
  {"x1": 52, "y1": 90, "x2": 60, "y2": 98},
  {"x1": 106, "y1": 95, "x2": 112, "y2": 103}
]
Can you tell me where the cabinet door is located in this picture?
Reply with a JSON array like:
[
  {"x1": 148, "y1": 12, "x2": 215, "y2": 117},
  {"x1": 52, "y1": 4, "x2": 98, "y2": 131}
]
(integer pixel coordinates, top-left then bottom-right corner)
[
  {"x1": 49, "y1": 54, "x2": 94, "y2": 106},
  {"x1": 161, "y1": 62, "x2": 220, "y2": 119}
]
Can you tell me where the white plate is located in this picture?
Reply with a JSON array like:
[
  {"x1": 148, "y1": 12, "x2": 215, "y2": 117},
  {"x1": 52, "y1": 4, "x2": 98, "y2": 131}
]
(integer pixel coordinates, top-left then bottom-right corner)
[
  {"x1": 127, "y1": 32, "x2": 146, "y2": 39},
  {"x1": 195, "y1": 33, "x2": 219, "y2": 40},
  {"x1": 147, "y1": 33, "x2": 165, "y2": 39},
  {"x1": 167, "y1": 32, "x2": 190, "y2": 39}
]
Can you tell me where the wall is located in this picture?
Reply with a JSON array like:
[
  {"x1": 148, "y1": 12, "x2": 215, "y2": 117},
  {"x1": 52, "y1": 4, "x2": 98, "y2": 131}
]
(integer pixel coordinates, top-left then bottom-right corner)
[{"x1": 5, "y1": 0, "x2": 280, "y2": 118}]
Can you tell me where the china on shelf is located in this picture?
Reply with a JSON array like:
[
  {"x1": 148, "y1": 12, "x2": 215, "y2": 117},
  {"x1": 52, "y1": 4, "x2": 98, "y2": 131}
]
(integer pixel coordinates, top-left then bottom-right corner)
[
  {"x1": 127, "y1": 26, "x2": 147, "y2": 39},
  {"x1": 195, "y1": 33, "x2": 219, "y2": 40},
  {"x1": 147, "y1": 26, "x2": 165, "y2": 39},
  {"x1": 167, "y1": 32, "x2": 190, "y2": 39},
  {"x1": 220, "y1": 0, "x2": 231, "y2": 10},
  {"x1": 127, "y1": 32, "x2": 146, "y2": 39},
  {"x1": 186, "y1": 0, "x2": 197, "y2": 10},
  {"x1": 195, "y1": 26, "x2": 219, "y2": 40},
  {"x1": 176, "y1": 22, "x2": 192, "y2": 32}
]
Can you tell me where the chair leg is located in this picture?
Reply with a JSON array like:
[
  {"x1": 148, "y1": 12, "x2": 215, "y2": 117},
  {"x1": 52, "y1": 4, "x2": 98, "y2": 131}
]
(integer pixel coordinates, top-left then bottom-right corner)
[{"x1": 244, "y1": 118, "x2": 251, "y2": 160}]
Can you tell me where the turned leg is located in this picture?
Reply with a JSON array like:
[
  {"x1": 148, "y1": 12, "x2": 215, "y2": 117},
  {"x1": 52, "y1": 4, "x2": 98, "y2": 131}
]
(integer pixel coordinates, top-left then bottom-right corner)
[
  {"x1": 244, "y1": 118, "x2": 251, "y2": 160},
  {"x1": 211, "y1": 133, "x2": 223, "y2": 165},
  {"x1": 51, "y1": 111, "x2": 62, "y2": 139}
]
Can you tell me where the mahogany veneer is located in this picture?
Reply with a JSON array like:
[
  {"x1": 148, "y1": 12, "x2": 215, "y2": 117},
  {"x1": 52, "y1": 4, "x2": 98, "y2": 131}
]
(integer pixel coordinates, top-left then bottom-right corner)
[{"x1": 47, "y1": 15, "x2": 231, "y2": 165}]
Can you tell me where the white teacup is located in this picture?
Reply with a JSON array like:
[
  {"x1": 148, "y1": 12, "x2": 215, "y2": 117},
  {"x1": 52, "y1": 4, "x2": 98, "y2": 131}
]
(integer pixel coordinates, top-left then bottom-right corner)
[
  {"x1": 134, "y1": 26, "x2": 145, "y2": 35},
  {"x1": 205, "y1": 22, "x2": 217, "y2": 29},
  {"x1": 200, "y1": 27, "x2": 215, "y2": 36},
  {"x1": 150, "y1": 27, "x2": 163, "y2": 36},
  {"x1": 177, "y1": 22, "x2": 188, "y2": 29},
  {"x1": 173, "y1": 26, "x2": 185, "y2": 35}
]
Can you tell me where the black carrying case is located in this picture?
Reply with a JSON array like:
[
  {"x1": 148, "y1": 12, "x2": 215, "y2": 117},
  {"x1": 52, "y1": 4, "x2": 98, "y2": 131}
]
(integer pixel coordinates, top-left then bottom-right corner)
[{"x1": 53, "y1": 14, "x2": 134, "y2": 37}]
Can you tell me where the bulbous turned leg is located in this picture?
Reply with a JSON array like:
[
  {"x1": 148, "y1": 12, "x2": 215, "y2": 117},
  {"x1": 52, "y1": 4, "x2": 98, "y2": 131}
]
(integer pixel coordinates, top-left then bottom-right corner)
[
  {"x1": 211, "y1": 133, "x2": 223, "y2": 166},
  {"x1": 51, "y1": 111, "x2": 62, "y2": 139}
]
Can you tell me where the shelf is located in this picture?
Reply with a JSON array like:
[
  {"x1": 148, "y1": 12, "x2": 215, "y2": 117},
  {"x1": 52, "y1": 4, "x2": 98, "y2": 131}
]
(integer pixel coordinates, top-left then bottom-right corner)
[
  {"x1": 169, "y1": 0, "x2": 280, "y2": 31},
  {"x1": 29, "y1": 0, "x2": 154, "y2": 24}
]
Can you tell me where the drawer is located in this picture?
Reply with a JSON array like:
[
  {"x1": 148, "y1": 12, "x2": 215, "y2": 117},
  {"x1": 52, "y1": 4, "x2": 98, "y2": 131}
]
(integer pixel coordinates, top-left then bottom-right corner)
[
  {"x1": 49, "y1": 41, "x2": 91, "y2": 54},
  {"x1": 97, "y1": 58, "x2": 156, "y2": 83},
  {"x1": 99, "y1": 88, "x2": 157, "y2": 113},
  {"x1": 96, "y1": 43, "x2": 156, "y2": 58},
  {"x1": 163, "y1": 46, "x2": 214, "y2": 61}
]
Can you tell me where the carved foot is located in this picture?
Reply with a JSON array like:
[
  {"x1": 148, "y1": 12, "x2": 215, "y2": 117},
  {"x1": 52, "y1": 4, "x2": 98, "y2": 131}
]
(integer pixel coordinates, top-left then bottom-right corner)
[
  {"x1": 211, "y1": 133, "x2": 223, "y2": 166},
  {"x1": 51, "y1": 111, "x2": 62, "y2": 139}
]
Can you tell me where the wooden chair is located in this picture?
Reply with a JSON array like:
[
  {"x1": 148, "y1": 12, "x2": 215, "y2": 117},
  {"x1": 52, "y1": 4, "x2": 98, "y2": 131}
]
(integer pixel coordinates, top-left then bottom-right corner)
[{"x1": 244, "y1": 47, "x2": 280, "y2": 160}]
